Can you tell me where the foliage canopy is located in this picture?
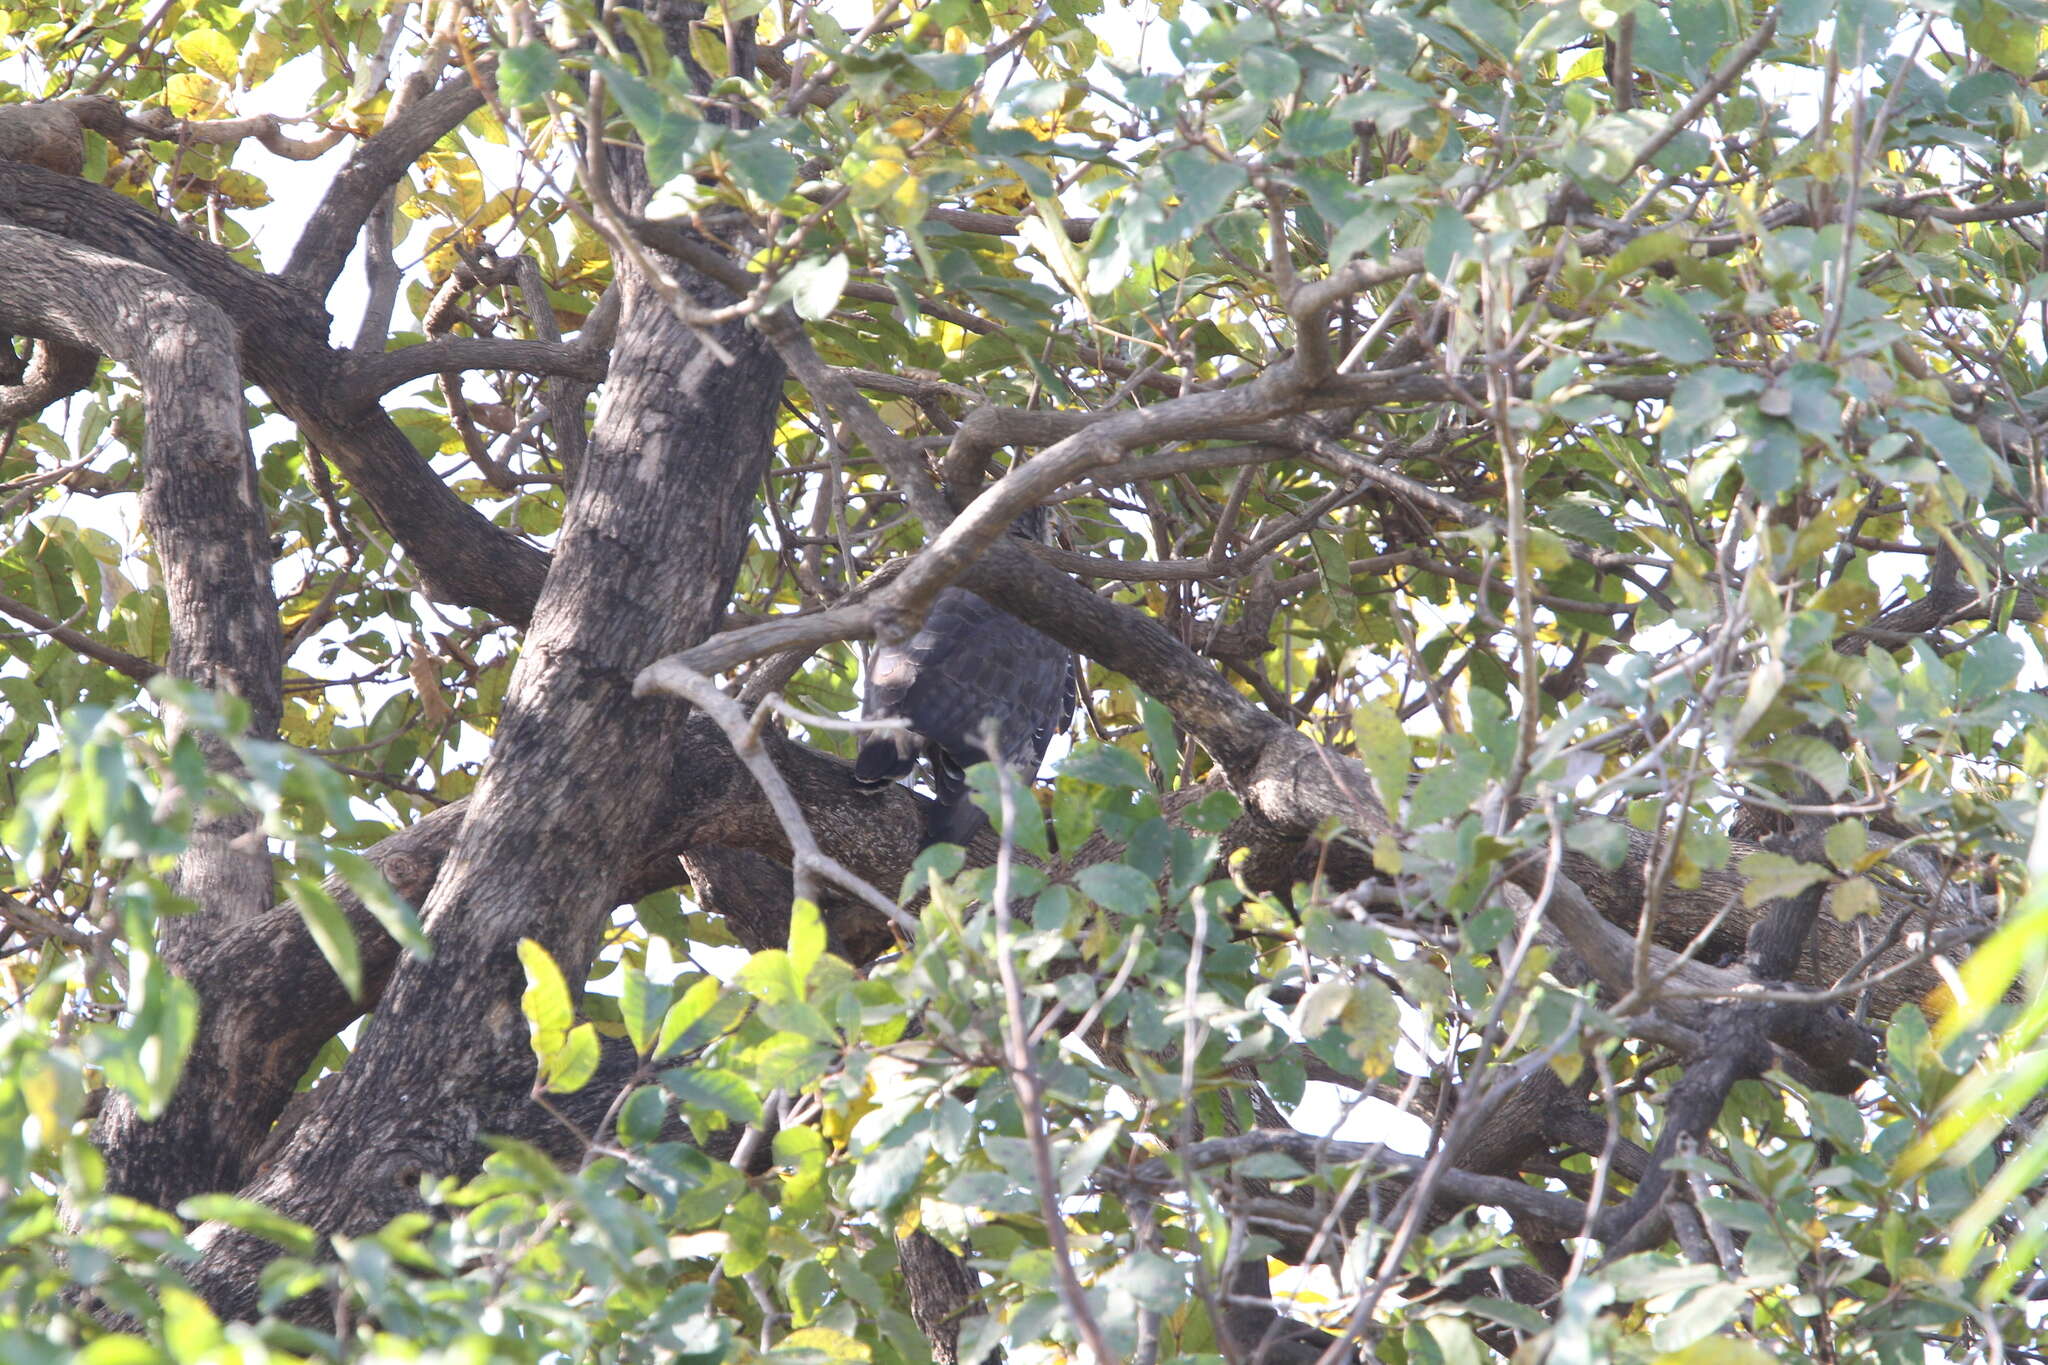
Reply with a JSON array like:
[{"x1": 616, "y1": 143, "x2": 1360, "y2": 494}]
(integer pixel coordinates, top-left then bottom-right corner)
[{"x1": 6, "y1": 0, "x2": 2048, "y2": 1361}]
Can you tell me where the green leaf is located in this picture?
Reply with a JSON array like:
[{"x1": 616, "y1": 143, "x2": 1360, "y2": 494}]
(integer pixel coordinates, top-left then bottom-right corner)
[
  {"x1": 541, "y1": 1021, "x2": 601, "y2": 1093},
  {"x1": 1823, "y1": 818, "x2": 1869, "y2": 873},
  {"x1": 1077, "y1": 863, "x2": 1161, "y2": 917},
  {"x1": 775, "y1": 1126, "x2": 828, "y2": 1211},
  {"x1": 1448, "y1": 0, "x2": 1521, "y2": 56},
  {"x1": 1652, "y1": 1282, "x2": 1754, "y2": 1353},
  {"x1": 1354, "y1": 702, "x2": 1411, "y2": 812},
  {"x1": 742, "y1": 1031, "x2": 834, "y2": 1090},
  {"x1": 618, "y1": 1084, "x2": 670, "y2": 1145},
  {"x1": 330, "y1": 848, "x2": 431, "y2": 959},
  {"x1": 1240, "y1": 47, "x2": 1300, "y2": 103},
  {"x1": 767, "y1": 251, "x2": 848, "y2": 322},
  {"x1": 1726, "y1": 656, "x2": 1784, "y2": 749},
  {"x1": 1057, "y1": 745, "x2": 1153, "y2": 790},
  {"x1": 1310, "y1": 530, "x2": 1358, "y2": 620},
  {"x1": 1736, "y1": 418, "x2": 1802, "y2": 501},
  {"x1": 910, "y1": 51, "x2": 984, "y2": 87},
  {"x1": 1738, "y1": 850, "x2": 1831, "y2": 908},
  {"x1": 1768, "y1": 733, "x2": 1849, "y2": 797},
  {"x1": 498, "y1": 43, "x2": 563, "y2": 106},
  {"x1": 658, "y1": 976, "x2": 750, "y2": 1058},
  {"x1": 1160, "y1": 150, "x2": 1247, "y2": 238},
  {"x1": 1566, "y1": 816, "x2": 1631, "y2": 868},
  {"x1": 1425, "y1": 204, "x2": 1478, "y2": 280},
  {"x1": 726, "y1": 130, "x2": 798, "y2": 202},
  {"x1": 97, "y1": 960, "x2": 199, "y2": 1120},
  {"x1": 175, "y1": 1195, "x2": 317, "y2": 1256},
  {"x1": 1957, "y1": 632, "x2": 2024, "y2": 705},
  {"x1": 290, "y1": 876, "x2": 361, "y2": 1002},
  {"x1": 1961, "y1": 3, "x2": 2039, "y2": 71},
  {"x1": 661, "y1": 1065, "x2": 766, "y2": 1125},
  {"x1": 739, "y1": 947, "x2": 807, "y2": 1006},
  {"x1": 1902, "y1": 411, "x2": 2003, "y2": 502},
  {"x1": 1141, "y1": 694, "x2": 1178, "y2": 785},
  {"x1": 1294, "y1": 975, "x2": 1400, "y2": 1078},
  {"x1": 1597, "y1": 283, "x2": 1713, "y2": 364},
  {"x1": 1408, "y1": 755, "x2": 1486, "y2": 828},
  {"x1": 619, "y1": 967, "x2": 670, "y2": 1057},
  {"x1": 847, "y1": 1133, "x2": 926, "y2": 1214}
]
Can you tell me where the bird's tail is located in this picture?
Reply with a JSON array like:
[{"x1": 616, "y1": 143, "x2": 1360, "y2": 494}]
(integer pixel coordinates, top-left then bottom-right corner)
[
  {"x1": 926, "y1": 755, "x2": 989, "y2": 846},
  {"x1": 853, "y1": 730, "x2": 917, "y2": 788}
]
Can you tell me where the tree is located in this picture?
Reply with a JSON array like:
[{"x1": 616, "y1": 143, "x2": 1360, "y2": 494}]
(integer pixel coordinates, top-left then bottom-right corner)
[{"x1": 5, "y1": 0, "x2": 2048, "y2": 1359}]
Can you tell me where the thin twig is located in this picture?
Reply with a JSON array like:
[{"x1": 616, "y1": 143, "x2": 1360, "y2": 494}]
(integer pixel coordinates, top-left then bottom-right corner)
[
  {"x1": 632, "y1": 661, "x2": 917, "y2": 936},
  {"x1": 988, "y1": 742, "x2": 1116, "y2": 1365}
]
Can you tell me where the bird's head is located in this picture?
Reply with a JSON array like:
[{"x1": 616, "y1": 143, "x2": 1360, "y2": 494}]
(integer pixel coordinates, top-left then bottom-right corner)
[{"x1": 1006, "y1": 505, "x2": 1052, "y2": 544}]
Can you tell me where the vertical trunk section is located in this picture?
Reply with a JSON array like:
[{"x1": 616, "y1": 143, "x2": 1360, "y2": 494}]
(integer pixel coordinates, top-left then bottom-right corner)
[{"x1": 182, "y1": 40, "x2": 790, "y2": 1307}]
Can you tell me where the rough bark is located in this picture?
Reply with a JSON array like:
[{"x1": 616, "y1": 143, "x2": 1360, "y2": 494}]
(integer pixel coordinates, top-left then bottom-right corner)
[{"x1": 897, "y1": 1229, "x2": 988, "y2": 1365}]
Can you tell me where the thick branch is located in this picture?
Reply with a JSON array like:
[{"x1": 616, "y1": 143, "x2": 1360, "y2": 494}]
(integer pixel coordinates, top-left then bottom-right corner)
[
  {"x1": 338, "y1": 334, "x2": 610, "y2": 400},
  {"x1": 0, "y1": 225, "x2": 286, "y2": 1204}
]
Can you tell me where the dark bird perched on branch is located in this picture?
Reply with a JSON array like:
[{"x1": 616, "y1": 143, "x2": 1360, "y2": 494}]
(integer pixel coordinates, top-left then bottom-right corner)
[{"x1": 854, "y1": 508, "x2": 1077, "y2": 846}]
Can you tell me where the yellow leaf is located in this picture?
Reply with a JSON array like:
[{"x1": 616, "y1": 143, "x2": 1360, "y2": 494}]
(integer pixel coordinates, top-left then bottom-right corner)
[
  {"x1": 243, "y1": 31, "x2": 287, "y2": 86},
  {"x1": 1726, "y1": 656, "x2": 1784, "y2": 751},
  {"x1": 1810, "y1": 574, "x2": 1878, "y2": 627},
  {"x1": 408, "y1": 640, "x2": 455, "y2": 726},
  {"x1": 690, "y1": 25, "x2": 729, "y2": 77},
  {"x1": 517, "y1": 938, "x2": 574, "y2": 1055},
  {"x1": 542, "y1": 1021, "x2": 600, "y2": 1092},
  {"x1": 780, "y1": 1328, "x2": 872, "y2": 1364},
  {"x1": 174, "y1": 28, "x2": 240, "y2": 82},
  {"x1": 165, "y1": 72, "x2": 228, "y2": 119},
  {"x1": 1789, "y1": 493, "x2": 1860, "y2": 568},
  {"x1": 1021, "y1": 185, "x2": 1089, "y2": 301}
]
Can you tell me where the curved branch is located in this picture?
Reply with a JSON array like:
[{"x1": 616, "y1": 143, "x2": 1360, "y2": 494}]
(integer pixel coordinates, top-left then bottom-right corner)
[{"x1": 338, "y1": 335, "x2": 610, "y2": 401}]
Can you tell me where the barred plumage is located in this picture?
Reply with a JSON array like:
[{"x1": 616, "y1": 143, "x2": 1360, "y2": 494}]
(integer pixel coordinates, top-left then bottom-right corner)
[{"x1": 854, "y1": 514, "x2": 1076, "y2": 845}]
